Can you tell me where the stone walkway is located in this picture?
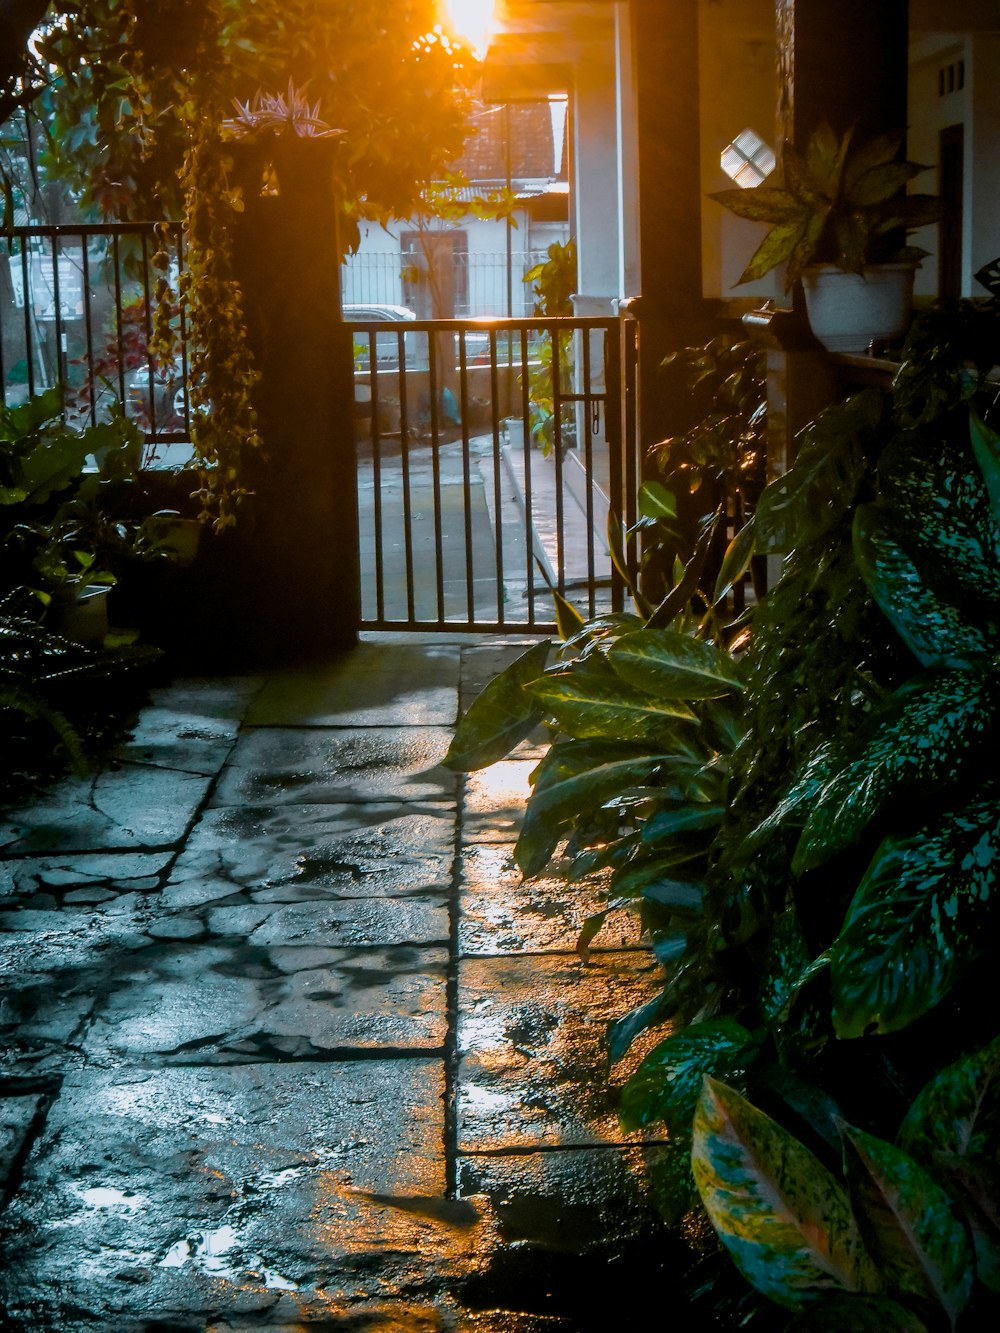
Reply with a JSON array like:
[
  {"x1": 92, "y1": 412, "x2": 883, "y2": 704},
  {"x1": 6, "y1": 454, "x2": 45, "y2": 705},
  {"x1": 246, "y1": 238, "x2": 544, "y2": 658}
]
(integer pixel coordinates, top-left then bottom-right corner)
[{"x1": 0, "y1": 636, "x2": 679, "y2": 1331}]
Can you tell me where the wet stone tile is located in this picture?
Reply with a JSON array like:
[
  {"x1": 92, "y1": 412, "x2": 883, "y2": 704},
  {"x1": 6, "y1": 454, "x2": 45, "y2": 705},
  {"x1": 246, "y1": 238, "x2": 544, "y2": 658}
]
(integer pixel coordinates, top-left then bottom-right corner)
[
  {"x1": 113, "y1": 707, "x2": 241, "y2": 777},
  {"x1": 461, "y1": 759, "x2": 538, "y2": 844},
  {"x1": 457, "y1": 952, "x2": 665, "y2": 1151},
  {"x1": 165, "y1": 801, "x2": 455, "y2": 906},
  {"x1": 456, "y1": 1147, "x2": 685, "y2": 1330},
  {"x1": 211, "y1": 725, "x2": 457, "y2": 808},
  {"x1": 81, "y1": 941, "x2": 447, "y2": 1064},
  {"x1": 0, "y1": 851, "x2": 172, "y2": 904},
  {"x1": 245, "y1": 643, "x2": 460, "y2": 728},
  {"x1": 0, "y1": 1061, "x2": 467, "y2": 1326},
  {"x1": 208, "y1": 896, "x2": 449, "y2": 950},
  {"x1": 1, "y1": 1091, "x2": 47, "y2": 1192},
  {"x1": 0, "y1": 763, "x2": 213, "y2": 855},
  {"x1": 458, "y1": 844, "x2": 641, "y2": 957}
]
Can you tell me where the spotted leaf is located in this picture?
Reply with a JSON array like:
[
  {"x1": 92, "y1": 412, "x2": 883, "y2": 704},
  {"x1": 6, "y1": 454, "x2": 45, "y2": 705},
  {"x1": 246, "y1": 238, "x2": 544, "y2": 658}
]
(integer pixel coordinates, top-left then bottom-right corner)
[
  {"x1": 619, "y1": 1019, "x2": 753, "y2": 1133},
  {"x1": 527, "y1": 666, "x2": 695, "y2": 741},
  {"x1": 830, "y1": 796, "x2": 1000, "y2": 1036},
  {"x1": 443, "y1": 640, "x2": 549, "y2": 770},
  {"x1": 692, "y1": 1077, "x2": 877, "y2": 1310},
  {"x1": 898, "y1": 1033, "x2": 1000, "y2": 1163},
  {"x1": 784, "y1": 1294, "x2": 929, "y2": 1331},
  {"x1": 608, "y1": 628, "x2": 743, "y2": 699}
]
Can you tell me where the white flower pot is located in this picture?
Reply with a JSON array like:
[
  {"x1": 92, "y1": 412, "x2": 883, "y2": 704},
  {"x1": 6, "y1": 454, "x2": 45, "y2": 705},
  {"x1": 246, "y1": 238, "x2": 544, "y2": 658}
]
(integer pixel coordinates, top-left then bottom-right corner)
[{"x1": 802, "y1": 263, "x2": 916, "y2": 353}]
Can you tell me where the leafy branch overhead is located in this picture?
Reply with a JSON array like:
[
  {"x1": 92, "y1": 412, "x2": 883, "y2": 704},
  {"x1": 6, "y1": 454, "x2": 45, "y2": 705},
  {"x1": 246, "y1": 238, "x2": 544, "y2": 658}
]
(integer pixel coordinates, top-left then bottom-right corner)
[{"x1": 711, "y1": 123, "x2": 948, "y2": 287}]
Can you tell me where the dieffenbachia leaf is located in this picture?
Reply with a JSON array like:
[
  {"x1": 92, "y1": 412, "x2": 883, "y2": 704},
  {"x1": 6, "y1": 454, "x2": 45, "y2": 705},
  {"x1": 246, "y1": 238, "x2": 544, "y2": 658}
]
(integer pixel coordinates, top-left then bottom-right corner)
[
  {"x1": 619, "y1": 1019, "x2": 753, "y2": 1133},
  {"x1": 842, "y1": 1127, "x2": 974, "y2": 1328},
  {"x1": 829, "y1": 796, "x2": 1000, "y2": 1037},
  {"x1": 443, "y1": 639, "x2": 549, "y2": 770},
  {"x1": 794, "y1": 665, "x2": 999, "y2": 874},
  {"x1": 969, "y1": 408, "x2": 1000, "y2": 534},
  {"x1": 515, "y1": 740, "x2": 671, "y2": 876},
  {"x1": 713, "y1": 514, "x2": 757, "y2": 605},
  {"x1": 608, "y1": 628, "x2": 743, "y2": 699},
  {"x1": 526, "y1": 667, "x2": 695, "y2": 741},
  {"x1": 898, "y1": 1033, "x2": 1000, "y2": 1163},
  {"x1": 784, "y1": 1294, "x2": 929, "y2": 1332},
  {"x1": 854, "y1": 506, "x2": 992, "y2": 668},
  {"x1": 641, "y1": 803, "x2": 725, "y2": 843},
  {"x1": 692, "y1": 1077, "x2": 878, "y2": 1310}
]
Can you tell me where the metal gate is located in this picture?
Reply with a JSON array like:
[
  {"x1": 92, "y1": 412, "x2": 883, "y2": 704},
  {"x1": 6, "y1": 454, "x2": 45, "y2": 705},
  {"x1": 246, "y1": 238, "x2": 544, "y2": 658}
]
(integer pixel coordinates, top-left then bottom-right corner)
[{"x1": 349, "y1": 314, "x2": 641, "y2": 634}]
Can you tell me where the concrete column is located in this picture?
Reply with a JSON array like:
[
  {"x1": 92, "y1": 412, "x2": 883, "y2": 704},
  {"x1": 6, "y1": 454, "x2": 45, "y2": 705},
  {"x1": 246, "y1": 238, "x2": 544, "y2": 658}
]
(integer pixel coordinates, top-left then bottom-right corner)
[{"x1": 572, "y1": 11, "x2": 622, "y2": 307}]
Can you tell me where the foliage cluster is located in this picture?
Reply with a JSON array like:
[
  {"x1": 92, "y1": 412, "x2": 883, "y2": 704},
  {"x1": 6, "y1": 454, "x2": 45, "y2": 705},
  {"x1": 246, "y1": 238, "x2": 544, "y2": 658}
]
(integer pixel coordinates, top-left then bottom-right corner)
[
  {"x1": 522, "y1": 237, "x2": 577, "y2": 454},
  {"x1": 446, "y1": 300, "x2": 1000, "y2": 1328},
  {"x1": 712, "y1": 123, "x2": 947, "y2": 288}
]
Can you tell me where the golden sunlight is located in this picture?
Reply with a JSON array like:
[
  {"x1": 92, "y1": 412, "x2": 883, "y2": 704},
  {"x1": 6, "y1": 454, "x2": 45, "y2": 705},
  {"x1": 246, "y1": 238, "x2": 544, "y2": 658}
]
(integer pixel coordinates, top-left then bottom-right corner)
[{"x1": 441, "y1": 0, "x2": 496, "y2": 59}]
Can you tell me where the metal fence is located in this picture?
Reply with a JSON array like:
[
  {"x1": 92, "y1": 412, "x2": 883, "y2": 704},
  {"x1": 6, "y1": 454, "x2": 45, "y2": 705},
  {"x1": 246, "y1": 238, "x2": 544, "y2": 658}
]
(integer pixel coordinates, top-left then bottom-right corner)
[{"x1": 341, "y1": 248, "x2": 551, "y2": 318}]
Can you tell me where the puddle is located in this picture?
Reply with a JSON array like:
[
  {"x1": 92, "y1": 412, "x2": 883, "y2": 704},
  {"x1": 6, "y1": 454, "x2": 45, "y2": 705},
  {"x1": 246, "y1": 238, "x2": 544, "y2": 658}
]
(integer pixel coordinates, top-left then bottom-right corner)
[
  {"x1": 158, "y1": 1224, "x2": 298, "y2": 1291},
  {"x1": 70, "y1": 1186, "x2": 148, "y2": 1211}
]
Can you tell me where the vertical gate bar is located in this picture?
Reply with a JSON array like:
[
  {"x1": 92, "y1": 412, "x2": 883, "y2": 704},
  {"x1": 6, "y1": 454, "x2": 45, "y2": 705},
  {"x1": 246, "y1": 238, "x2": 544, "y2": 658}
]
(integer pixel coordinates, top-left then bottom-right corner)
[
  {"x1": 551, "y1": 324, "x2": 566, "y2": 598},
  {"x1": 51, "y1": 235, "x2": 66, "y2": 402},
  {"x1": 0, "y1": 239, "x2": 6, "y2": 401},
  {"x1": 458, "y1": 330, "x2": 475, "y2": 623},
  {"x1": 369, "y1": 337, "x2": 386, "y2": 623},
  {"x1": 398, "y1": 326, "x2": 417, "y2": 624},
  {"x1": 19, "y1": 245, "x2": 33, "y2": 397},
  {"x1": 607, "y1": 315, "x2": 626, "y2": 613},
  {"x1": 428, "y1": 330, "x2": 446, "y2": 624},
  {"x1": 81, "y1": 240, "x2": 96, "y2": 426},
  {"x1": 582, "y1": 326, "x2": 596, "y2": 619},
  {"x1": 112, "y1": 233, "x2": 127, "y2": 408},
  {"x1": 520, "y1": 324, "x2": 535, "y2": 625},
  {"x1": 174, "y1": 225, "x2": 191, "y2": 436},
  {"x1": 489, "y1": 327, "x2": 505, "y2": 625},
  {"x1": 140, "y1": 229, "x2": 156, "y2": 434},
  {"x1": 623, "y1": 315, "x2": 640, "y2": 595}
]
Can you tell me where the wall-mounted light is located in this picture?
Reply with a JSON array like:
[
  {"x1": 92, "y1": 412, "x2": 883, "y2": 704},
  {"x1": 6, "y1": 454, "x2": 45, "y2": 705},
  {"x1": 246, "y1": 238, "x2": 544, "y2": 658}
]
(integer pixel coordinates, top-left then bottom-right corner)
[{"x1": 720, "y1": 127, "x2": 776, "y2": 188}]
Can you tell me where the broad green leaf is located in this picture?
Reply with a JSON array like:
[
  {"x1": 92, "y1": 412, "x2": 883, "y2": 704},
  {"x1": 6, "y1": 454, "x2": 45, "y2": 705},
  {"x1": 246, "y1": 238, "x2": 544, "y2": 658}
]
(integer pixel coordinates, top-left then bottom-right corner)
[
  {"x1": 712, "y1": 515, "x2": 756, "y2": 605},
  {"x1": 607, "y1": 989, "x2": 676, "y2": 1063},
  {"x1": 516, "y1": 741, "x2": 671, "y2": 876},
  {"x1": 443, "y1": 640, "x2": 549, "y2": 770},
  {"x1": 853, "y1": 506, "x2": 992, "y2": 668},
  {"x1": 835, "y1": 211, "x2": 873, "y2": 273},
  {"x1": 969, "y1": 408, "x2": 1000, "y2": 532},
  {"x1": 609, "y1": 628, "x2": 743, "y2": 699},
  {"x1": 925, "y1": 1154, "x2": 1000, "y2": 1293},
  {"x1": 873, "y1": 194, "x2": 948, "y2": 232},
  {"x1": 708, "y1": 186, "x2": 808, "y2": 224},
  {"x1": 843, "y1": 1127, "x2": 973, "y2": 1326},
  {"x1": 783, "y1": 141, "x2": 830, "y2": 205},
  {"x1": 794, "y1": 666, "x2": 999, "y2": 874},
  {"x1": 898, "y1": 1033, "x2": 1000, "y2": 1162},
  {"x1": 639, "y1": 875, "x2": 704, "y2": 912},
  {"x1": 830, "y1": 797, "x2": 1000, "y2": 1036},
  {"x1": 739, "y1": 219, "x2": 810, "y2": 286},
  {"x1": 805, "y1": 122, "x2": 851, "y2": 196},
  {"x1": 692, "y1": 1078, "x2": 877, "y2": 1310},
  {"x1": 551, "y1": 588, "x2": 585, "y2": 641},
  {"x1": 637, "y1": 480, "x2": 678, "y2": 520},
  {"x1": 527, "y1": 669, "x2": 695, "y2": 742},
  {"x1": 619, "y1": 1019, "x2": 753, "y2": 1133},
  {"x1": 645, "y1": 1139, "x2": 698, "y2": 1227},
  {"x1": 785, "y1": 209, "x2": 831, "y2": 287},
  {"x1": 785, "y1": 1294, "x2": 929, "y2": 1332},
  {"x1": 641, "y1": 803, "x2": 724, "y2": 843},
  {"x1": 842, "y1": 131, "x2": 905, "y2": 194},
  {"x1": 16, "y1": 432, "x2": 95, "y2": 505},
  {"x1": 847, "y1": 160, "x2": 924, "y2": 207}
]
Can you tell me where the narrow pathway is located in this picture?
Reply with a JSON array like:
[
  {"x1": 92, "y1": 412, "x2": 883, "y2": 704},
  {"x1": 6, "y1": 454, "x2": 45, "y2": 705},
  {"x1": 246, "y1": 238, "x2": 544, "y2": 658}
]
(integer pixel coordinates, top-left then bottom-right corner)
[{"x1": 1, "y1": 637, "x2": 679, "y2": 1331}]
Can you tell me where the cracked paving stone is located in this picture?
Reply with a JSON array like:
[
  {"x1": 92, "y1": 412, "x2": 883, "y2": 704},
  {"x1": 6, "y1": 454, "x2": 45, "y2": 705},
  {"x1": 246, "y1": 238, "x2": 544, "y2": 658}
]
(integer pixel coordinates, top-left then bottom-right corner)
[
  {"x1": 457, "y1": 952, "x2": 664, "y2": 1151},
  {"x1": 0, "y1": 852, "x2": 172, "y2": 904},
  {"x1": 165, "y1": 802, "x2": 455, "y2": 905},
  {"x1": 109, "y1": 672, "x2": 258, "y2": 777},
  {"x1": 461, "y1": 760, "x2": 538, "y2": 843},
  {"x1": 80, "y1": 941, "x2": 448, "y2": 1063},
  {"x1": 211, "y1": 725, "x2": 458, "y2": 808},
  {"x1": 244, "y1": 643, "x2": 460, "y2": 728},
  {"x1": 0, "y1": 764, "x2": 213, "y2": 854},
  {"x1": 458, "y1": 845, "x2": 641, "y2": 957},
  {"x1": 1, "y1": 1092, "x2": 47, "y2": 1193},
  {"x1": 0, "y1": 1061, "x2": 505, "y2": 1328}
]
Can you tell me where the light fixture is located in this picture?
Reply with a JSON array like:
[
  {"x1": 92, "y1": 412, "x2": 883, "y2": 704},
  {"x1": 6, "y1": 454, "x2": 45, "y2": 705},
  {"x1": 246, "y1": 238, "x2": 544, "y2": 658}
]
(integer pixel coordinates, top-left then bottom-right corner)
[{"x1": 720, "y1": 128, "x2": 776, "y2": 189}]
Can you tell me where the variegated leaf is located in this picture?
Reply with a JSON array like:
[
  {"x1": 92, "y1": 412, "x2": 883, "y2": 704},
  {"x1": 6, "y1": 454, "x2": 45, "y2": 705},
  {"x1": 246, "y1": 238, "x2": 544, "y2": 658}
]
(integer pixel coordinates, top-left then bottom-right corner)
[
  {"x1": 692, "y1": 1077, "x2": 878, "y2": 1310},
  {"x1": 794, "y1": 666, "x2": 998, "y2": 873},
  {"x1": 443, "y1": 639, "x2": 549, "y2": 770},
  {"x1": 739, "y1": 219, "x2": 810, "y2": 286},
  {"x1": 853, "y1": 506, "x2": 991, "y2": 668},
  {"x1": 609, "y1": 628, "x2": 743, "y2": 699},
  {"x1": 969, "y1": 408, "x2": 1000, "y2": 532},
  {"x1": 619, "y1": 1019, "x2": 753, "y2": 1133},
  {"x1": 785, "y1": 1294, "x2": 929, "y2": 1331},
  {"x1": 830, "y1": 797, "x2": 1000, "y2": 1036},
  {"x1": 708, "y1": 186, "x2": 808, "y2": 223},
  {"x1": 898, "y1": 1033, "x2": 1000, "y2": 1162},
  {"x1": 527, "y1": 668, "x2": 694, "y2": 741},
  {"x1": 843, "y1": 1127, "x2": 973, "y2": 1327}
]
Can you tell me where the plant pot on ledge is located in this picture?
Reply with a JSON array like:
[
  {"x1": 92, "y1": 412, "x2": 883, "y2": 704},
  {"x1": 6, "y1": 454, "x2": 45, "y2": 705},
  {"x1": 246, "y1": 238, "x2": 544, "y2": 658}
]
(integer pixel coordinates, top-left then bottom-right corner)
[{"x1": 802, "y1": 261, "x2": 917, "y2": 353}]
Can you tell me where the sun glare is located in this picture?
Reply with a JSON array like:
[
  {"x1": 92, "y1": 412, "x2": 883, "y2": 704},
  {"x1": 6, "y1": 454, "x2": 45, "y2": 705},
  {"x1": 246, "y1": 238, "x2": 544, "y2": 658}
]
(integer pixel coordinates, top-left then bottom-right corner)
[{"x1": 442, "y1": 0, "x2": 496, "y2": 60}]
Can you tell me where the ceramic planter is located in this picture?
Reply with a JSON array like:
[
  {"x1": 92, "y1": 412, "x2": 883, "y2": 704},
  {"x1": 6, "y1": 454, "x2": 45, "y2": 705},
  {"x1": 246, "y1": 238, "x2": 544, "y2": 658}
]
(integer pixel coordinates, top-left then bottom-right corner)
[{"x1": 802, "y1": 262, "x2": 917, "y2": 353}]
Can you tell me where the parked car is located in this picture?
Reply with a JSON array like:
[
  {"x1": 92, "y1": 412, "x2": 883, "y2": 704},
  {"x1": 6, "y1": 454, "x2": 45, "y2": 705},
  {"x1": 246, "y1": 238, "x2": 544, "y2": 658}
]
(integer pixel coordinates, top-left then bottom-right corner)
[{"x1": 343, "y1": 304, "x2": 418, "y2": 372}]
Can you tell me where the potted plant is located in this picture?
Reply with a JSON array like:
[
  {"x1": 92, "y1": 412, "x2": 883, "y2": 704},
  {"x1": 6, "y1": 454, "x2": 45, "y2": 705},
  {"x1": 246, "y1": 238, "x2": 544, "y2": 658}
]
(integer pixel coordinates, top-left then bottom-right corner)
[{"x1": 711, "y1": 123, "x2": 948, "y2": 351}]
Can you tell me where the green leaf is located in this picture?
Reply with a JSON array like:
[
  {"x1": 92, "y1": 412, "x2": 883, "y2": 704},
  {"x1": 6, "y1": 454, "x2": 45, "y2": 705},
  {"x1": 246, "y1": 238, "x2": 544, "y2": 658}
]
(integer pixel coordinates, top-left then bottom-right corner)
[
  {"x1": 692, "y1": 1078, "x2": 877, "y2": 1310},
  {"x1": 738, "y1": 218, "x2": 810, "y2": 286},
  {"x1": 709, "y1": 186, "x2": 808, "y2": 224},
  {"x1": 794, "y1": 666, "x2": 999, "y2": 874},
  {"x1": 846, "y1": 160, "x2": 924, "y2": 207},
  {"x1": 853, "y1": 506, "x2": 992, "y2": 668},
  {"x1": 641, "y1": 803, "x2": 725, "y2": 843},
  {"x1": 842, "y1": 131, "x2": 905, "y2": 194},
  {"x1": 443, "y1": 640, "x2": 550, "y2": 770},
  {"x1": 784, "y1": 210, "x2": 832, "y2": 286},
  {"x1": 842, "y1": 1126, "x2": 973, "y2": 1326},
  {"x1": 551, "y1": 588, "x2": 586, "y2": 641},
  {"x1": 830, "y1": 796, "x2": 1000, "y2": 1036},
  {"x1": 969, "y1": 409, "x2": 1000, "y2": 531},
  {"x1": 804, "y1": 124, "x2": 850, "y2": 196},
  {"x1": 516, "y1": 741, "x2": 672, "y2": 876},
  {"x1": 609, "y1": 628, "x2": 743, "y2": 699},
  {"x1": 527, "y1": 667, "x2": 695, "y2": 741},
  {"x1": 637, "y1": 480, "x2": 678, "y2": 520},
  {"x1": 619, "y1": 1019, "x2": 753, "y2": 1133},
  {"x1": 785, "y1": 1294, "x2": 930, "y2": 1332},
  {"x1": 898, "y1": 1033, "x2": 1000, "y2": 1162},
  {"x1": 607, "y1": 990, "x2": 677, "y2": 1064},
  {"x1": 713, "y1": 515, "x2": 756, "y2": 605}
]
